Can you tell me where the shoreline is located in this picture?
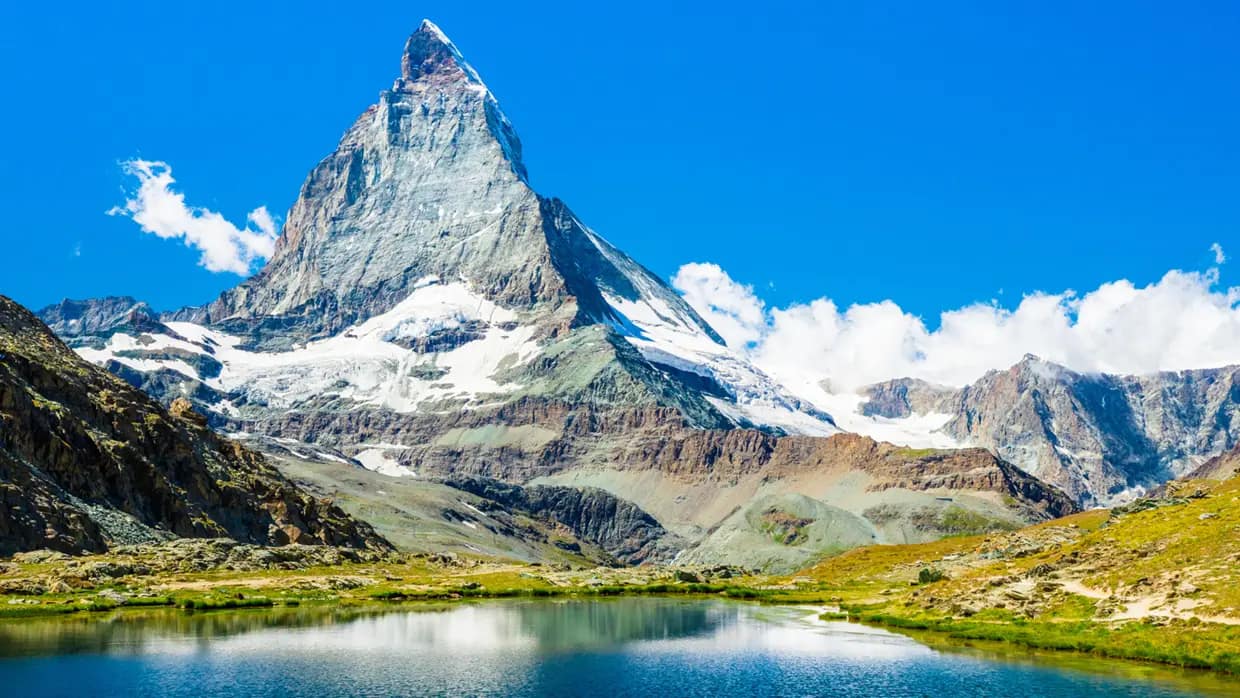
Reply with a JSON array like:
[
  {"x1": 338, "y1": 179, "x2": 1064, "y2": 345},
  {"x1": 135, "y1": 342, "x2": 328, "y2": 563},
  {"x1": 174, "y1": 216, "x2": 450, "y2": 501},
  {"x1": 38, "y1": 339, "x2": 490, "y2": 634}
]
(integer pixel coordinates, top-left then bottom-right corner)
[
  {"x1": 3, "y1": 576, "x2": 1239, "y2": 679},
  {"x1": 845, "y1": 608, "x2": 1240, "y2": 676}
]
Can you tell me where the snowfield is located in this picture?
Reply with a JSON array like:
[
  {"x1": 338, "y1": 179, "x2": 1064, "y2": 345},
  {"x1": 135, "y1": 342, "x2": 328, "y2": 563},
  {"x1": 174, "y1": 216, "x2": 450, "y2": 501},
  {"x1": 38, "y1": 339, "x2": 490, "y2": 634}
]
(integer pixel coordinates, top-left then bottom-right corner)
[
  {"x1": 79, "y1": 279, "x2": 542, "y2": 415},
  {"x1": 601, "y1": 289, "x2": 840, "y2": 437},
  {"x1": 72, "y1": 276, "x2": 962, "y2": 446}
]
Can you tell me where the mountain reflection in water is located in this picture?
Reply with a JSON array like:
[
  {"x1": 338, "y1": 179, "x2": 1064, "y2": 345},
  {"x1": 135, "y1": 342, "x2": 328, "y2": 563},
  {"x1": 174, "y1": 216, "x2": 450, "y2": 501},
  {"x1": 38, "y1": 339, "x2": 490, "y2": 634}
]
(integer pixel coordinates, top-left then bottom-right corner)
[{"x1": 0, "y1": 599, "x2": 1236, "y2": 698}]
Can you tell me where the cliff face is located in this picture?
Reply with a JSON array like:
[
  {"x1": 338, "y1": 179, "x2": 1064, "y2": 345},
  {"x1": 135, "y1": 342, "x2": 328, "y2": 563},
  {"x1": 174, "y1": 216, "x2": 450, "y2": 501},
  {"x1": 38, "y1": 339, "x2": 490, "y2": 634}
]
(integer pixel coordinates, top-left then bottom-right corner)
[{"x1": 0, "y1": 295, "x2": 389, "y2": 555}]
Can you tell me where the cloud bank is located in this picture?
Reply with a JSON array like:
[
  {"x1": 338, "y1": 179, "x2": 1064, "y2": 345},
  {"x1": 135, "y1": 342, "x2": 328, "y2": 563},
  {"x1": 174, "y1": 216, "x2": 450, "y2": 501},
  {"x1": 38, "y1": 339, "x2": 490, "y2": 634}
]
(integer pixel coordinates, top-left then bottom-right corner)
[
  {"x1": 109, "y1": 159, "x2": 277, "y2": 274},
  {"x1": 673, "y1": 254, "x2": 1240, "y2": 393}
]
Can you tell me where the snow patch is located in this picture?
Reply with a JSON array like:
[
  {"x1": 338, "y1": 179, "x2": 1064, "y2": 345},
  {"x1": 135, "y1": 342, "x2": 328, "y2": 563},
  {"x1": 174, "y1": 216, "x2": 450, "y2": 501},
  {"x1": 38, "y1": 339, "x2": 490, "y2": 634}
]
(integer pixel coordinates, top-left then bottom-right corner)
[
  {"x1": 355, "y1": 447, "x2": 416, "y2": 478},
  {"x1": 601, "y1": 289, "x2": 838, "y2": 436},
  {"x1": 777, "y1": 380, "x2": 965, "y2": 449}
]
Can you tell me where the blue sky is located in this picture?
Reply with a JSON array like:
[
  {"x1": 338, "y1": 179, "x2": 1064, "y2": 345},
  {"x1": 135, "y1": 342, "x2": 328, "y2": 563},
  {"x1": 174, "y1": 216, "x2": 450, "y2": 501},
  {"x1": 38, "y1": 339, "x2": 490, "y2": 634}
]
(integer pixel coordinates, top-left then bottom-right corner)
[{"x1": 3, "y1": 1, "x2": 1238, "y2": 324}]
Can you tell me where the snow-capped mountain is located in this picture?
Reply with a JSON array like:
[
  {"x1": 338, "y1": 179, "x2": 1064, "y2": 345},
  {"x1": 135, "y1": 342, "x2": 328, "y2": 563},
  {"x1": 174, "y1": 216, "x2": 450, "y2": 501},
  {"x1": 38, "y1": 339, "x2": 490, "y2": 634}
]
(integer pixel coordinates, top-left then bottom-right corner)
[
  {"x1": 856, "y1": 355, "x2": 1240, "y2": 506},
  {"x1": 35, "y1": 21, "x2": 1082, "y2": 565},
  {"x1": 48, "y1": 20, "x2": 836, "y2": 467}
]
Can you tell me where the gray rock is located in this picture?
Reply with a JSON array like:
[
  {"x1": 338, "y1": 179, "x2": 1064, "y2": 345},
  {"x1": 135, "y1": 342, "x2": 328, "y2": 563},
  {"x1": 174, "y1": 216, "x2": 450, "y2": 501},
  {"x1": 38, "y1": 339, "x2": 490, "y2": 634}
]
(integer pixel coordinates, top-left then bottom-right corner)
[{"x1": 860, "y1": 355, "x2": 1240, "y2": 506}]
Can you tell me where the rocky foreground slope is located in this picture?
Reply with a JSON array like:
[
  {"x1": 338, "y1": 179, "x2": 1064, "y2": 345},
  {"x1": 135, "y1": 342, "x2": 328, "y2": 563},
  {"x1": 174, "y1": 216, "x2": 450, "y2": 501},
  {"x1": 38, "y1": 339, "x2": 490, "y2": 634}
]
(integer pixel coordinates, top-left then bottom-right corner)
[
  {"x1": 0, "y1": 296, "x2": 389, "y2": 555},
  {"x1": 1185, "y1": 441, "x2": 1240, "y2": 481}
]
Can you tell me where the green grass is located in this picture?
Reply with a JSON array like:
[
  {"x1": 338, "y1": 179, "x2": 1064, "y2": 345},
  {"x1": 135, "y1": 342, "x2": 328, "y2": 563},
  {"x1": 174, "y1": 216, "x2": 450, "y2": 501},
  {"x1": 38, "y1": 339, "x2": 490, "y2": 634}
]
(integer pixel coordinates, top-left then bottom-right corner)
[
  {"x1": 937, "y1": 506, "x2": 1020, "y2": 536},
  {"x1": 858, "y1": 612, "x2": 1240, "y2": 674},
  {"x1": 178, "y1": 596, "x2": 273, "y2": 611}
]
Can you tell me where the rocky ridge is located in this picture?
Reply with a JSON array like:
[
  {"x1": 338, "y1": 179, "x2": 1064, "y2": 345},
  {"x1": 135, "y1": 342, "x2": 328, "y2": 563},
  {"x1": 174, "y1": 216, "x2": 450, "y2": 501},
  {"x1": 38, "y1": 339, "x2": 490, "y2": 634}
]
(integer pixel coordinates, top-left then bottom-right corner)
[
  {"x1": 860, "y1": 355, "x2": 1240, "y2": 506},
  {"x1": 442, "y1": 476, "x2": 683, "y2": 565}
]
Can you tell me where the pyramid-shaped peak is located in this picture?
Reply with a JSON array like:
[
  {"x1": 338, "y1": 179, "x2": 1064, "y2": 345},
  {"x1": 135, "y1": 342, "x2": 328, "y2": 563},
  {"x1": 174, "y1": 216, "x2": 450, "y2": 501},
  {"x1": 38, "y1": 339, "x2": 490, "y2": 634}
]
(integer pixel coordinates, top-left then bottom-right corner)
[
  {"x1": 417, "y1": 19, "x2": 453, "y2": 44},
  {"x1": 400, "y1": 19, "x2": 485, "y2": 86}
]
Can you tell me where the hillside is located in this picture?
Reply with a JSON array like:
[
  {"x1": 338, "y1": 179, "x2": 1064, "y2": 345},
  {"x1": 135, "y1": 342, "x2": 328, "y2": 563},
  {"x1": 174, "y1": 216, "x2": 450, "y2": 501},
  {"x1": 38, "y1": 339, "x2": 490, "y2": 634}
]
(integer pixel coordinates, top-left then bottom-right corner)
[
  {"x1": 0, "y1": 295, "x2": 388, "y2": 555},
  {"x1": 799, "y1": 471, "x2": 1240, "y2": 670}
]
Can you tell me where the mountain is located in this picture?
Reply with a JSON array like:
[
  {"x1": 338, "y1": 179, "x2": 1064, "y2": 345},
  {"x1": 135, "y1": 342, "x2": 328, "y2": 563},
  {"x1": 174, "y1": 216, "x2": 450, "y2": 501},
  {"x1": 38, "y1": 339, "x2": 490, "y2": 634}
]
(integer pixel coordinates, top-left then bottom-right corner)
[
  {"x1": 38, "y1": 296, "x2": 172, "y2": 349},
  {"x1": 859, "y1": 355, "x2": 1240, "y2": 506},
  {"x1": 35, "y1": 21, "x2": 1075, "y2": 566},
  {"x1": 0, "y1": 295, "x2": 389, "y2": 556},
  {"x1": 55, "y1": 20, "x2": 832, "y2": 440}
]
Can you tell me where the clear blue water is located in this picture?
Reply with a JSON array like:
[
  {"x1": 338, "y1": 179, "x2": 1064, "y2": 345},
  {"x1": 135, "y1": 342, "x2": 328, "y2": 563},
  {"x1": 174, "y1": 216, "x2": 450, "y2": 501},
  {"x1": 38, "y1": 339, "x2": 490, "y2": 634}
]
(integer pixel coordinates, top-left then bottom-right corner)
[{"x1": 0, "y1": 598, "x2": 1234, "y2": 697}]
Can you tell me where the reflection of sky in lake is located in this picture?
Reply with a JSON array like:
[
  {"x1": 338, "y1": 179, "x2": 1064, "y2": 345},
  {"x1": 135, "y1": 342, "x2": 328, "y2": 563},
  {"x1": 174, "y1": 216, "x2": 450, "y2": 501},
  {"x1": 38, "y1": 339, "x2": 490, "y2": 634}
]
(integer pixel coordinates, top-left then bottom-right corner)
[{"x1": 0, "y1": 599, "x2": 1234, "y2": 697}]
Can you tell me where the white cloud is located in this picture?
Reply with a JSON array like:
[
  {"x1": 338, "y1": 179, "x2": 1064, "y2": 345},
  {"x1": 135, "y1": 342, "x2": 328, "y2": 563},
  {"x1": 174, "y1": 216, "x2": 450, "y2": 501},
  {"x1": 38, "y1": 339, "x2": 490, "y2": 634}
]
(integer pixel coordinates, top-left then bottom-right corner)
[
  {"x1": 672, "y1": 262, "x2": 1240, "y2": 394},
  {"x1": 108, "y1": 159, "x2": 278, "y2": 274},
  {"x1": 1211, "y1": 242, "x2": 1227, "y2": 265},
  {"x1": 671, "y1": 263, "x2": 768, "y2": 348}
]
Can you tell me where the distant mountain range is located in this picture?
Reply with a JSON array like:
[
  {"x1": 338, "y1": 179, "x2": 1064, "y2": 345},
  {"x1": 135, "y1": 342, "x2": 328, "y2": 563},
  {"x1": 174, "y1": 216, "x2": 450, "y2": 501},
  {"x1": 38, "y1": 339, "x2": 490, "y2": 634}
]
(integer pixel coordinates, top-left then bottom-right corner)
[
  {"x1": 860, "y1": 355, "x2": 1240, "y2": 506},
  {"x1": 20, "y1": 20, "x2": 1231, "y2": 567}
]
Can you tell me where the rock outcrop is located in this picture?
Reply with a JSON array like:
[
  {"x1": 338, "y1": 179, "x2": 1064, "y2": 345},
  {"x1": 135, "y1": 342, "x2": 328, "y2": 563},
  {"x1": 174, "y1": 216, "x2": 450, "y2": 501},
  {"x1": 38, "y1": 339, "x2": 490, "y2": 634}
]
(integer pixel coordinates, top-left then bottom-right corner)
[{"x1": 860, "y1": 378, "x2": 958, "y2": 419}]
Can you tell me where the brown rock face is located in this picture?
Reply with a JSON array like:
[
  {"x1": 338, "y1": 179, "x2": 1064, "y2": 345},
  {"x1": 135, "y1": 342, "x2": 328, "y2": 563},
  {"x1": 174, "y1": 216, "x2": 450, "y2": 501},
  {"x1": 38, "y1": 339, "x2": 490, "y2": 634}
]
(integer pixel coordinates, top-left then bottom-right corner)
[
  {"x1": 0, "y1": 295, "x2": 390, "y2": 556},
  {"x1": 227, "y1": 397, "x2": 1075, "y2": 524}
]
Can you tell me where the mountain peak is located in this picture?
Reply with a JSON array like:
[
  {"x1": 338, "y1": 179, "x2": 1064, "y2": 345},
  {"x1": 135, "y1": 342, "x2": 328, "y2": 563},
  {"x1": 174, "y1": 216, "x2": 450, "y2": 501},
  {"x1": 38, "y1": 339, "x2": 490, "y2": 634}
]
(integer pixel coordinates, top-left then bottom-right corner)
[{"x1": 400, "y1": 20, "x2": 485, "y2": 87}]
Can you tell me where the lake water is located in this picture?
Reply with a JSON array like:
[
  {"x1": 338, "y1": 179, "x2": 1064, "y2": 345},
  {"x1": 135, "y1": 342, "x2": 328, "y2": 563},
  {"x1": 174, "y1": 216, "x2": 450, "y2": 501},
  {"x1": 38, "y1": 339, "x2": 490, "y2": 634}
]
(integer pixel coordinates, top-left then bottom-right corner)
[{"x1": 0, "y1": 598, "x2": 1235, "y2": 697}]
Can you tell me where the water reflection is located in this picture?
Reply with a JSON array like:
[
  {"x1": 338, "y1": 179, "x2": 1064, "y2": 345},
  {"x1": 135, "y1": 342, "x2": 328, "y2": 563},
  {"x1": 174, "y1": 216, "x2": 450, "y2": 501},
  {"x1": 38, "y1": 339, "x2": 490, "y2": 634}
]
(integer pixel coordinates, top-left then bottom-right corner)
[
  {"x1": 0, "y1": 599, "x2": 726, "y2": 658},
  {"x1": 0, "y1": 600, "x2": 1235, "y2": 697}
]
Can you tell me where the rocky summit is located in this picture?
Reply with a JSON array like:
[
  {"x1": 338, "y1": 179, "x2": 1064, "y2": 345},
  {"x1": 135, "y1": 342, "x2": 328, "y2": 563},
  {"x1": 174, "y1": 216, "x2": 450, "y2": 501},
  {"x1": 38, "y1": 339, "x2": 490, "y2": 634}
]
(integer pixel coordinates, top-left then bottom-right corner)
[{"x1": 34, "y1": 21, "x2": 1076, "y2": 567}]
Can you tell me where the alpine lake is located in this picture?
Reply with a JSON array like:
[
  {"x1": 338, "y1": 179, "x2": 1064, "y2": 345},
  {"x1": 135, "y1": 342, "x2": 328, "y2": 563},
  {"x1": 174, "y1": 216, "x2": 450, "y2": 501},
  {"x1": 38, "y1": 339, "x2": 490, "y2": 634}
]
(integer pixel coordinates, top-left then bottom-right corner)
[{"x1": 0, "y1": 597, "x2": 1236, "y2": 697}]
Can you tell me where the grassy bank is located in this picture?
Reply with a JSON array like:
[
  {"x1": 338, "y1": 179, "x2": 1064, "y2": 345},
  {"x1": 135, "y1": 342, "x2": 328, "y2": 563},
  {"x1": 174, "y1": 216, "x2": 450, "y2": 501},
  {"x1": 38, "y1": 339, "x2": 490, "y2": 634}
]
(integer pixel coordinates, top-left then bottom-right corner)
[
  {"x1": 852, "y1": 610, "x2": 1240, "y2": 674},
  {"x1": 788, "y1": 478, "x2": 1240, "y2": 675}
]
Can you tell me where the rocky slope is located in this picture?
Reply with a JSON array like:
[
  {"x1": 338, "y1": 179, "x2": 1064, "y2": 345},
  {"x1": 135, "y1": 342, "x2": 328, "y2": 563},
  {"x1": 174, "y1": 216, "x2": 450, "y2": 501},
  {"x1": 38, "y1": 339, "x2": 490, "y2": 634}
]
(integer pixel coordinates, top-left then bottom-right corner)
[
  {"x1": 810, "y1": 472, "x2": 1240, "y2": 637},
  {"x1": 860, "y1": 355, "x2": 1240, "y2": 506},
  {"x1": 533, "y1": 427, "x2": 1075, "y2": 571},
  {"x1": 441, "y1": 476, "x2": 682, "y2": 565},
  {"x1": 272, "y1": 453, "x2": 672, "y2": 567},
  {"x1": 0, "y1": 295, "x2": 389, "y2": 556},
  {"x1": 795, "y1": 470, "x2": 1240, "y2": 673},
  {"x1": 1184, "y1": 441, "x2": 1240, "y2": 481}
]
